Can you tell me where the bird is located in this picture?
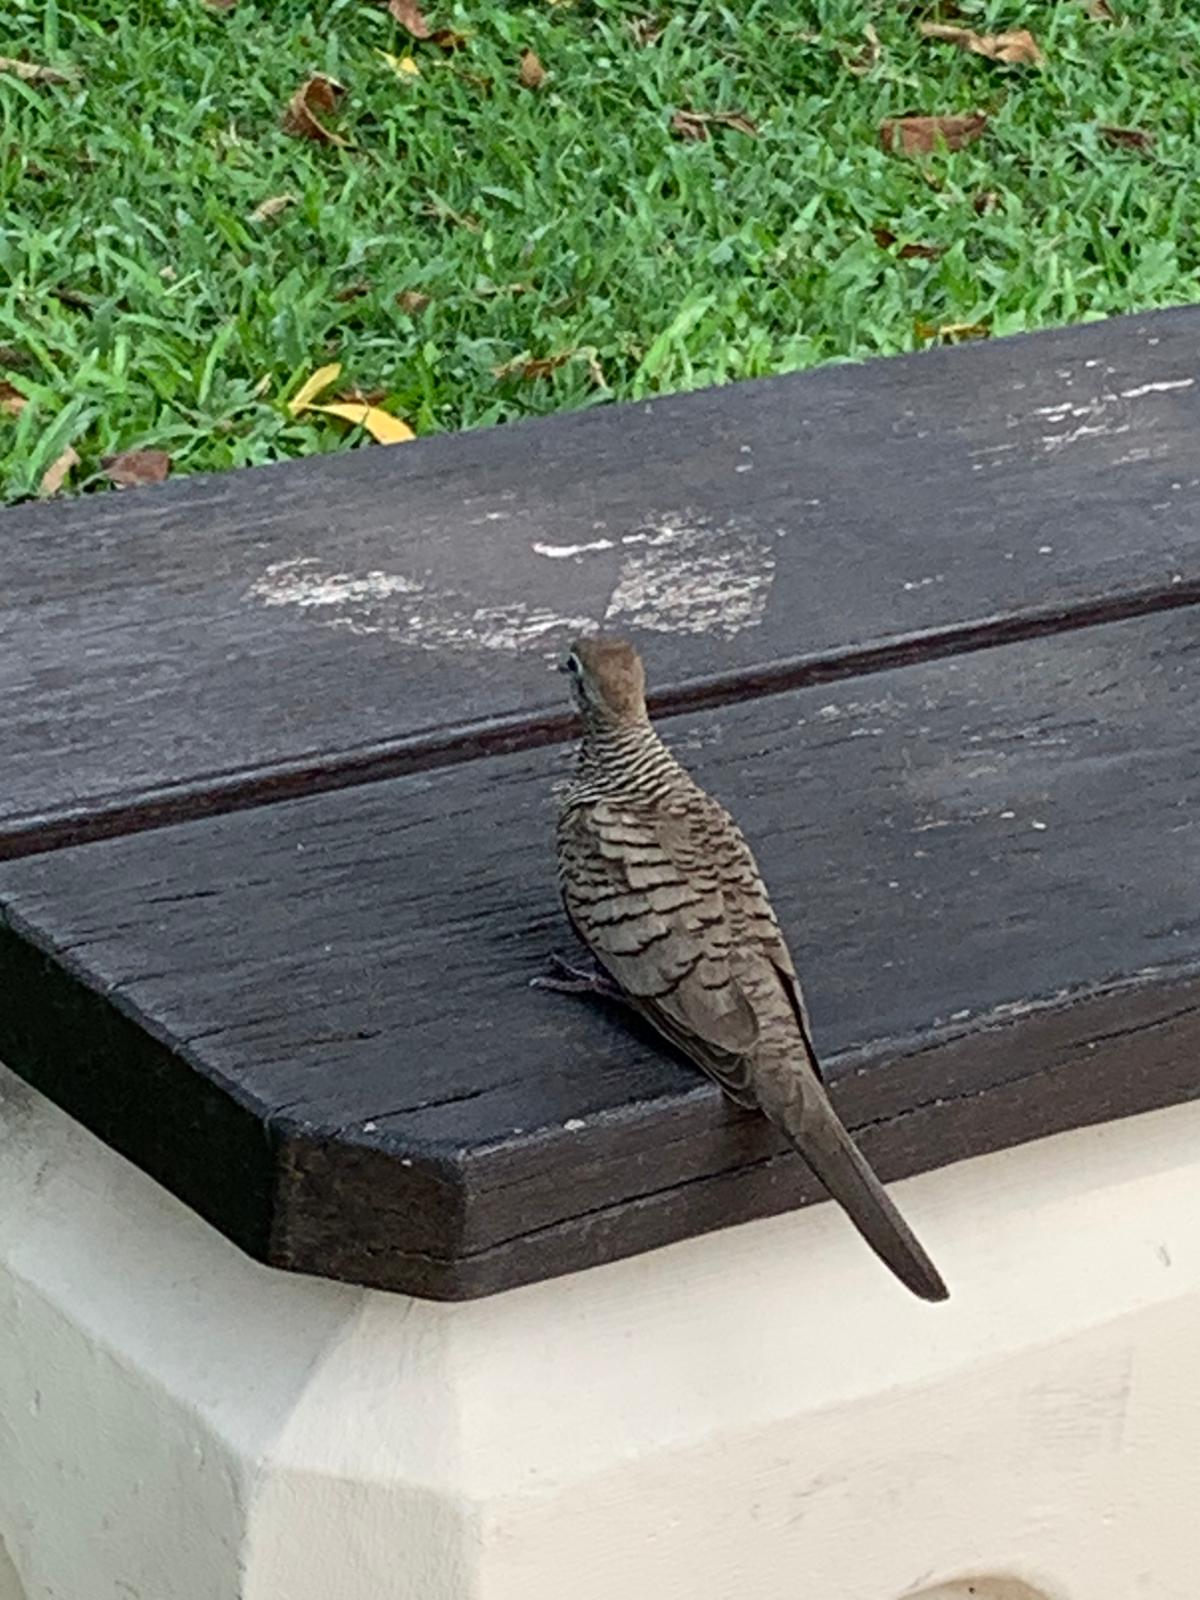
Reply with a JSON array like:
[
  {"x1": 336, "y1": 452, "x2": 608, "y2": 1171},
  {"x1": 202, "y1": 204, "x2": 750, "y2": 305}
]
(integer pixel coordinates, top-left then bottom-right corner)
[{"x1": 534, "y1": 634, "x2": 949, "y2": 1303}]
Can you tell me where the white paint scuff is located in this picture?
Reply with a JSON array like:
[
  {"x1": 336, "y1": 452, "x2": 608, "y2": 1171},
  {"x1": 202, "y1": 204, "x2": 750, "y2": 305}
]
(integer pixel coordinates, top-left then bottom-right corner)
[
  {"x1": 247, "y1": 558, "x2": 593, "y2": 655},
  {"x1": 602, "y1": 513, "x2": 777, "y2": 638},
  {"x1": 531, "y1": 539, "x2": 616, "y2": 559},
  {"x1": 247, "y1": 507, "x2": 787, "y2": 655}
]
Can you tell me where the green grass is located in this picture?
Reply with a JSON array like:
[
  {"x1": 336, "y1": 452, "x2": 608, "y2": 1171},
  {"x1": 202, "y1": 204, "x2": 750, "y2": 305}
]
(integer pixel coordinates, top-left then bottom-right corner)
[{"x1": 2, "y1": 0, "x2": 1199, "y2": 501}]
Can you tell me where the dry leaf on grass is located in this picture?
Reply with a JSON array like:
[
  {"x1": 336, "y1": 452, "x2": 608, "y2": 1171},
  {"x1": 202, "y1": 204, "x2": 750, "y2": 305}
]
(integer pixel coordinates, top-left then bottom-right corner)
[
  {"x1": 421, "y1": 199, "x2": 480, "y2": 230},
  {"x1": 288, "y1": 362, "x2": 414, "y2": 443},
  {"x1": 493, "y1": 348, "x2": 605, "y2": 385},
  {"x1": 103, "y1": 448, "x2": 172, "y2": 488},
  {"x1": 396, "y1": 288, "x2": 432, "y2": 313},
  {"x1": 333, "y1": 385, "x2": 387, "y2": 406},
  {"x1": 493, "y1": 351, "x2": 573, "y2": 381},
  {"x1": 880, "y1": 113, "x2": 987, "y2": 155},
  {"x1": 519, "y1": 49, "x2": 546, "y2": 89},
  {"x1": 671, "y1": 108, "x2": 758, "y2": 141},
  {"x1": 0, "y1": 381, "x2": 27, "y2": 417},
  {"x1": 203, "y1": 0, "x2": 238, "y2": 11},
  {"x1": 1084, "y1": 0, "x2": 1117, "y2": 18},
  {"x1": 973, "y1": 189, "x2": 1000, "y2": 214},
  {"x1": 1100, "y1": 124, "x2": 1154, "y2": 151},
  {"x1": 388, "y1": 3, "x2": 468, "y2": 53},
  {"x1": 282, "y1": 75, "x2": 348, "y2": 147},
  {"x1": 919, "y1": 23, "x2": 1044, "y2": 66},
  {"x1": 388, "y1": 0, "x2": 431, "y2": 38},
  {"x1": 629, "y1": 17, "x2": 664, "y2": 47},
  {"x1": 873, "y1": 229, "x2": 944, "y2": 261},
  {"x1": 0, "y1": 56, "x2": 79, "y2": 84},
  {"x1": 915, "y1": 319, "x2": 990, "y2": 343},
  {"x1": 333, "y1": 281, "x2": 372, "y2": 301},
  {"x1": 844, "y1": 24, "x2": 881, "y2": 75},
  {"x1": 250, "y1": 193, "x2": 296, "y2": 223},
  {"x1": 40, "y1": 445, "x2": 80, "y2": 497}
]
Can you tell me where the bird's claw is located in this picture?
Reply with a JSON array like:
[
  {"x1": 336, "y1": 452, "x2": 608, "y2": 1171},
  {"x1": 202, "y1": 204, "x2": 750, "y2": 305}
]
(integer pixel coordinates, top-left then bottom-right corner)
[{"x1": 530, "y1": 952, "x2": 624, "y2": 1001}]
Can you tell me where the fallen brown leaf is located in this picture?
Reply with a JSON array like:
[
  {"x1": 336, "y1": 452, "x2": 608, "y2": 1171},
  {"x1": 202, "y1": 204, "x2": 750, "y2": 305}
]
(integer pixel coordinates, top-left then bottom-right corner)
[
  {"x1": 52, "y1": 286, "x2": 94, "y2": 311},
  {"x1": 1084, "y1": 0, "x2": 1116, "y2": 17},
  {"x1": 880, "y1": 113, "x2": 987, "y2": 155},
  {"x1": 332, "y1": 386, "x2": 388, "y2": 406},
  {"x1": 973, "y1": 189, "x2": 1000, "y2": 214},
  {"x1": 845, "y1": 23, "x2": 881, "y2": 75},
  {"x1": 249, "y1": 193, "x2": 296, "y2": 223},
  {"x1": 671, "y1": 109, "x2": 708, "y2": 142},
  {"x1": 0, "y1": 56, "x2": 79, "y2": 84},
  {"x1": 915, "y1": 319, "x2": 990, "y2": 343},
  {"x1": 396, "y1": 288, "x2": 432, "y2": 313},
  {"x1": 388, "y1": 0, "x2": 431, "y2": 37},
  {"x1": 1100, "y1": 124, "x2": 1154, "y2": 151},
  {"x1": 873, "y1": 226, "x2": 944, "y2": 259},
  {"x1": 493, "y1": 351, "x2": 572, "y2": 381},
  {"x1": 493, "y1": 348, "x2": 606, "y2": 385},
  {"x1": 892, "y1": 235, "x2": 945, "y2": 260},
  {"x1": 919, "y1": 23, "x2": 1044, "y2": 66},
  {"x1": 281, "y1": 75, "x2": 348, "y2": 147},
  {"x1": 671, "y1": 108, "x2": 758, "y2": 141},
  {"x1": 519, "y1": 49, "x2": 546, "y2": 89},
  {"x1": 40, "y1": 445, "x2": 80, "y2": 497},
  {"x1": 421, "y1": 199, "x2": 480, "y2": 230},
  {"x1": 0, "y1": 381, "x2": 27, "y2": 417},
  {"x1": 429, "y1": 28, "x2": 469, "y2": 51},
  {"x1": 333, "y1": 281, "x2": 372, "y2": 301},
  {"x1": 203, "y1": 0, "x2": 238, "y2": 10},
  {"x1": 103, "y1": 448, "x2": 172, "y2": 489},
  {"x1": 629, "y1": 16, "x2": 664, "y2": 47}
]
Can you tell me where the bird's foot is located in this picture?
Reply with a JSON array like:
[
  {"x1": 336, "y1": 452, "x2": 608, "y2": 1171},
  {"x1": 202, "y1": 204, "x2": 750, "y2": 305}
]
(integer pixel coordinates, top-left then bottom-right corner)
[{"x1": 530, "y1": 952, "x2": 623, "y2": 1001}]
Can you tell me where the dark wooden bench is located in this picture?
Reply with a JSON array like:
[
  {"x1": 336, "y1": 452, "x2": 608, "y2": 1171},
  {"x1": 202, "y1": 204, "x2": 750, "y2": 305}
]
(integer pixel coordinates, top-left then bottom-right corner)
[{"x1": 3, "y1": 306, "x2": 1199, "y2": 1298}]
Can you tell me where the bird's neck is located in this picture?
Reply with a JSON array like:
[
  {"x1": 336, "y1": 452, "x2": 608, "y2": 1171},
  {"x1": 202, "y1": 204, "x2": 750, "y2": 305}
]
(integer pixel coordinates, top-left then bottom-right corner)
[{"x1": 570, "y1": 715, "x2": 685, "y2": 802}]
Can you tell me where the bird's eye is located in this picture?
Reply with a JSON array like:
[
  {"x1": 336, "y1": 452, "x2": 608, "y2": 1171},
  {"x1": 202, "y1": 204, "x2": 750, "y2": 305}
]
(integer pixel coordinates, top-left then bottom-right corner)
[{"x1": 565, "y1": 653, "x2": 582, "y2": 676}]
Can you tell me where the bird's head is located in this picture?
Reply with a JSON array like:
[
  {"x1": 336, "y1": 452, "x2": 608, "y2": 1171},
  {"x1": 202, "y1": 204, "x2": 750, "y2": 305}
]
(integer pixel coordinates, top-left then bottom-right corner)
[{"x1": 561, "y1": 635, "x2": 648, "y2": 726}]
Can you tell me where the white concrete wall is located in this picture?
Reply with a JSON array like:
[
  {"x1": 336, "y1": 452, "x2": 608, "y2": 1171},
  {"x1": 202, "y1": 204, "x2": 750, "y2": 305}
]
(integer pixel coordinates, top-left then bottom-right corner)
[{"x1": 1, "y1": 1059, "x2": 1197, "y2": 1600}]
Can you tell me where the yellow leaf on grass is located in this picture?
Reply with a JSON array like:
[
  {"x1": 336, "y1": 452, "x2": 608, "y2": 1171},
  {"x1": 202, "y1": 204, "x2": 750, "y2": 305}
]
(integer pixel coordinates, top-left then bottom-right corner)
[
  {"x1": 288, "y1": 363, "x2": 343, "y2": 414},
  {"x1": 304, "y1": 403, "x2": 415, "y2": 443},
  {"x1": 378, "y1": 49, "x2": 421, "y2": 76},
  {"x1": 289, "y1": 365, "x2": 413, "y2": 442}
]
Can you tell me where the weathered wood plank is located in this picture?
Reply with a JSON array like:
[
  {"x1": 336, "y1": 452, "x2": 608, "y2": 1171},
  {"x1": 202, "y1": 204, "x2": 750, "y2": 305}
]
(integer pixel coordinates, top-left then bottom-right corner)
[
  {"x1": 2, "y1": 608, "x2": 1198, "y2": 1295},
  {"x1": 4, "y1": 307, "x2": 1200, "y2": 857}
]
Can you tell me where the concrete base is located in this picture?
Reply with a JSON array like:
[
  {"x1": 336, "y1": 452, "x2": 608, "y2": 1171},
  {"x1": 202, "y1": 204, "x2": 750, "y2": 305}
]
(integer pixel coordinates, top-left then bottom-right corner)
[{"x1": 1, "y1": 1060, "x2": 1197, "y2": 1600}]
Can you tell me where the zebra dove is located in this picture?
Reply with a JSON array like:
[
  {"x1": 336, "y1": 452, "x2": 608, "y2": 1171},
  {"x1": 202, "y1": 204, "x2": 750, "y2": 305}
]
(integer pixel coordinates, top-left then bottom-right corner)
[{"x1": 539, "y1": 635, "x2": 949, "y2": 1303}]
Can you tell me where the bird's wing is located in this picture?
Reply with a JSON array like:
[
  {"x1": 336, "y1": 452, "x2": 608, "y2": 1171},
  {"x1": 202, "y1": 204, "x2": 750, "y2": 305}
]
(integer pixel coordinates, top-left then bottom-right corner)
[{"x1": 558, "y1": 797, "x2": 762, "y2": 1102}]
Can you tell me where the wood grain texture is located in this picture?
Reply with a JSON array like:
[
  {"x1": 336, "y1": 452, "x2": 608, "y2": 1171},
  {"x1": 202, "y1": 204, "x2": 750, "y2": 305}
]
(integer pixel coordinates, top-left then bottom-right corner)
[
  {"x1": 5, "y1": 307, "x2": 1200, "y2": 857},
  {"x1": 2, "y1": 608, "x2": 1199, "y2": 1295}
]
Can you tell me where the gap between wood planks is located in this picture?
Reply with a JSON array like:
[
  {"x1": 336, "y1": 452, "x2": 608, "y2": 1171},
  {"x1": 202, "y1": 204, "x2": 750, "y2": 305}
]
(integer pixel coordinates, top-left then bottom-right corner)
[{"x1": 5, "y1": 573, "x2": 1200, "y2": 863}]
